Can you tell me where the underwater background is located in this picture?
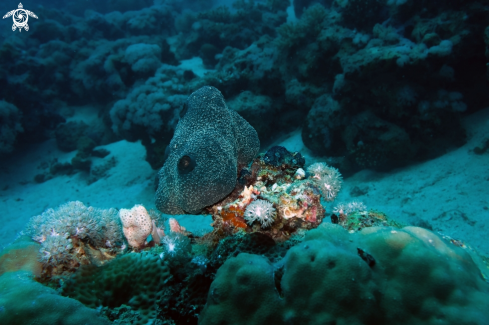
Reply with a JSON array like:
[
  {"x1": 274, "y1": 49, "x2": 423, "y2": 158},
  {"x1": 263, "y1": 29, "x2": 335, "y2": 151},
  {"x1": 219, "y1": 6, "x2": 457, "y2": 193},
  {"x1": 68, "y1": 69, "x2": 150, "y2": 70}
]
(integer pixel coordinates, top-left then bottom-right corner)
[{"x1": 1, "y1": 0, "x2": 489, "y2": 324}]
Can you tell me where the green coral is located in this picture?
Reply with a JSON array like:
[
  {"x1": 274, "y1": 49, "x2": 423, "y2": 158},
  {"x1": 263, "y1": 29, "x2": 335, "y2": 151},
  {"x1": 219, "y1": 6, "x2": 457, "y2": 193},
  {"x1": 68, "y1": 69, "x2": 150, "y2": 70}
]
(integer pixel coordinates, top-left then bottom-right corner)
[
  {"x1": 26, "y1": 201, "x2": 123, "y2": 274},
  {"x1": 276, "y1": 4, "x2": 327, "y2": 49},
  {"x1": 0, "y1": 271, "x2": 111, "y2": 325},
  {"x1": 62, "y1": 252, "x2": 172, "y2": 325},
  {"x1": 265, "y1": 0, "x2": 290, "y2": 12},
  {"x1": 198, "y1": 6, "x2": 232, "y2": 23},
  {"x1": 200, "y1": 224, "x2": 489, "y2": 325},
  {"x1": 209, "y1": 232, "x2": 292, "y2": 270}
]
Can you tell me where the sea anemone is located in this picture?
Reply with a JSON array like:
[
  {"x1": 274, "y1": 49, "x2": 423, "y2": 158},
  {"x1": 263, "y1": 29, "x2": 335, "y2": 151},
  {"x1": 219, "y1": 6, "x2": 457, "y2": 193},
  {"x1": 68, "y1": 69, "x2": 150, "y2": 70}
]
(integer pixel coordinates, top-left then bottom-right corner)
[
  {"x1": 333, "y1": 201, "x2": 367, "y2": 215},
  {"x1": 244, "y1": 199, "x2": 277, "y2": 228},
  {"x1": 307, "y1": 162, "x2": 342, "y2": 201},
  {"x1": 161, "y1": 232, "x2": 191, "y2": 258}
]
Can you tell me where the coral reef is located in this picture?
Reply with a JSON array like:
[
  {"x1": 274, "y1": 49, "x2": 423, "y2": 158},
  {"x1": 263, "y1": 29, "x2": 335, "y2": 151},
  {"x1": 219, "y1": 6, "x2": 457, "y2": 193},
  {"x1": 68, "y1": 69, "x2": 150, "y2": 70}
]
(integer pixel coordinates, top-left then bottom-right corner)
[
  {"x1": 0, "y1": 99, "x2": 23, "y2": 155},
  {"x1": 307, "y1": 162, "x2": 342, "y2": 201},
  {"x1": 0, "y1": 3, "x2": 484, "y2": 172},
  {"x1": 226, "y1": 90, "x2": 276, "y2": 140},
  {"x1": 0, "y1": 271, "x2": 111, "y2": 325},
  {"x1": 124, "y1": 43, "x2": 162, "y2": 75},
  {"x1": 15, "y1": 191, "x2": 489, "y2": 325},
  {"x1": 0, "y1": 0, "x2": 487, "y2": 170},
  {"x1": 62, "y1": 252, "x2": 172, "y2": 325},
  {"x1": 171, "y1": 0, "x2": 286, "y2": 63},
  {"x1": 208, "y1": 146, "x2": 329, "y2": 242},
  {"x1": 332, "y1": 201, "x2": 367, "y2": 217},
  {"x1": 109, "y1": 65, "x2": 186, "y2": 140},
  {"x1": 155, "y1": 86, "x2": 260, "y2": 214},
  {"x1": 20, "y1": 201, "x2": 210, "y2": 323},
  {"x1": 26, "y1": 201, "x2": 125, "y2": 278},
  {"x1": 2, "y1": 0, "x2": 489, "y2": 323},
  {"x1": 199, "y1": 223, "x2": 489, "y2": 325},
  {"x1": 298, "y1": 5, "x2": 487, "y2": 172},
  {"x1": 59, "y1": 223, "x2": 211, "y2": 325},
  {"x1": 208, "y1": 232, "x2": 296, "y2": 271}
]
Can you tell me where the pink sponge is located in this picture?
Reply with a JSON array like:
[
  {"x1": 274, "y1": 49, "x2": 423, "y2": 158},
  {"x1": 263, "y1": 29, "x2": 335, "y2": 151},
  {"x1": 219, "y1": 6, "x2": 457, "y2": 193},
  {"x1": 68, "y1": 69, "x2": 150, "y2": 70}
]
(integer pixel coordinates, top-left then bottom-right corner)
[{"x1": 119, "y1": 205, "x2": 153, "y2": 249}]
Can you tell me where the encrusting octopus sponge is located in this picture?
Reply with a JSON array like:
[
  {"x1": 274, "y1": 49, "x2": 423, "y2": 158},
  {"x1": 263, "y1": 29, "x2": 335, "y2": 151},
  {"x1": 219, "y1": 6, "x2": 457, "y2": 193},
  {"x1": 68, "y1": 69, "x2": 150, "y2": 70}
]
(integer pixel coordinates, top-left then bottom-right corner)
[{"x1": 155, "y1": 86, "x2": 260, "y2": 214}]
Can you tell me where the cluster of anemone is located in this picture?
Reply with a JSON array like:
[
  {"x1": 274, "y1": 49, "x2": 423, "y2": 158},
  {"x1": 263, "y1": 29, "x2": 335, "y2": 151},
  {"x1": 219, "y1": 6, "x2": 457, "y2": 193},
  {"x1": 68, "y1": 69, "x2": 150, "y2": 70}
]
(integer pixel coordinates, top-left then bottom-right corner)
[
  {"x1": 38, "y1": 233, "x2": 74, "y2": 266},
  {"x1": 333, "y1": 201, "x2": 367, "y2": 216},
  {"x1": 307, "y1": 162, "x2": 343, "y2": 201},
  {"x1": 161, "y1": 232, "x2": 191, "y2": 259},
  {"x1": 244, "y1": 199, "x2": 277, "y2": 228},
  {"x1": 26, "y1": 201, "x2": 124, "y2": 267}
]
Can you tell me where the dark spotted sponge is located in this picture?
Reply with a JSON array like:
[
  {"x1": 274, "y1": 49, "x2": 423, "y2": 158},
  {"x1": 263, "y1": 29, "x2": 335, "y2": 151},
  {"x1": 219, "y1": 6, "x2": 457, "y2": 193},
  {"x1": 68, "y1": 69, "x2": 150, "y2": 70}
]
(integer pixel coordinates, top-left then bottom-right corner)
[{"x1": 155, "y1": 86, "x2": 260, "y2": 214}]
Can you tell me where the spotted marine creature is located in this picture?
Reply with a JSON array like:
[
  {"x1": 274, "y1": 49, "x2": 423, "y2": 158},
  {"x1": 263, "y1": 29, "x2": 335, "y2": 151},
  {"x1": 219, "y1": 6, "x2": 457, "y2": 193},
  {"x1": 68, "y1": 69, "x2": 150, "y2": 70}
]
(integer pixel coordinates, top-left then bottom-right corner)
[{"x1": 155, "y1": 86, "x2": 260, "y2": 214}]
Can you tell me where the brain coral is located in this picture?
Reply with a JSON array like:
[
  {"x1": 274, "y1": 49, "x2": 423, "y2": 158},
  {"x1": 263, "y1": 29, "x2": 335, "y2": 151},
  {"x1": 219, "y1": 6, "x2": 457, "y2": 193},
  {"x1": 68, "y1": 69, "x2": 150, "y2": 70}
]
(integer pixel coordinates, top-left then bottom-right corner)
[{"x1": 155, "y1": 86, "x2": 260, "y2": 214}]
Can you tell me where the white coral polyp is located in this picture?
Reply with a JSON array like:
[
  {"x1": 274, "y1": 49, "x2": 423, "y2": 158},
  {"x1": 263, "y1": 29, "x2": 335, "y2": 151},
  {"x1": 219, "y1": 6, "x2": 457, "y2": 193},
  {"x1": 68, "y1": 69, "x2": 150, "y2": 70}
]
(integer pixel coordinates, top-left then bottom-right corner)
[
  {"x1": 307, "y1": 162, "x2": 342, "y2": 201},
  {"x1": 244, "y1": 199, "x2": 277, "y2": 228}
]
